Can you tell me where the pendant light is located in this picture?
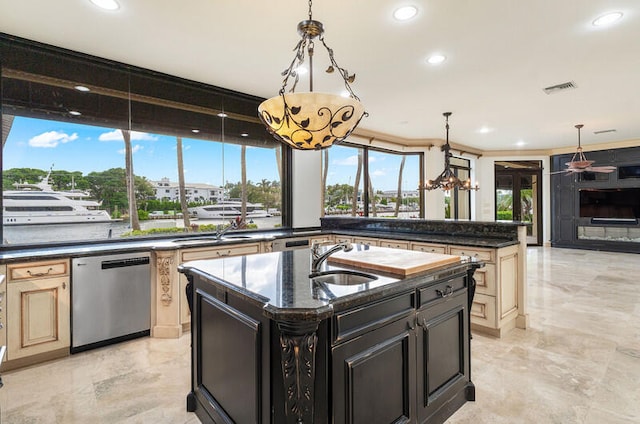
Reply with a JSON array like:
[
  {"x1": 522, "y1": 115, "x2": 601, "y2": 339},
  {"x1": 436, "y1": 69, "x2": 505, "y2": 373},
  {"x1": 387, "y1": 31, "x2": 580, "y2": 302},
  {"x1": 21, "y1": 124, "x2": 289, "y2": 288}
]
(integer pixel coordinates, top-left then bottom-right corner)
[
  {"x1": 258, "y1": 0, "x2": 367, "y2": 150},
  {"x1": 421, "y1": 112, "x2": 479, "y2": 191}
]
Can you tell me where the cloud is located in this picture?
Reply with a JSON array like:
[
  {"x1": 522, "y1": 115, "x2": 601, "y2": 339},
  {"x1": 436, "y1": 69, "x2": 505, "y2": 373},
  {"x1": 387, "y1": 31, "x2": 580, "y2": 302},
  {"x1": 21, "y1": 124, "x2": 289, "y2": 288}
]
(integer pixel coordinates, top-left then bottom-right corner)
[
  {"x1": 333, "y1": 155, "x2": 359, "y2": 166},
  {"x1": 372, "y1": 169, "x2": 386, "y2": 177},
  {"x1": 99, "y1": 130, "x2": 158, "y2": 141},
  {"x1": 28, "y1": 131, "x2": 78, "y2": 148},
  {"x1": 117, "y1": 144, "x2": 144, "y2": 155}
]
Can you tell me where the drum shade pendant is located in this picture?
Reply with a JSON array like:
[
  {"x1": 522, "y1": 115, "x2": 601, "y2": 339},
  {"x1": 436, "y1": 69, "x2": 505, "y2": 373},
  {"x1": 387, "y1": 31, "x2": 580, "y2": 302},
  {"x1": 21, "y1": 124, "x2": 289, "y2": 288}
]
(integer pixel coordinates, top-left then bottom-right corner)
[
  {"x1": 421, "y1": 112, "x2": 479, "y2": 191},
  {"x1": 258, "y1": 0, "x2": 366, "y2": 150}
]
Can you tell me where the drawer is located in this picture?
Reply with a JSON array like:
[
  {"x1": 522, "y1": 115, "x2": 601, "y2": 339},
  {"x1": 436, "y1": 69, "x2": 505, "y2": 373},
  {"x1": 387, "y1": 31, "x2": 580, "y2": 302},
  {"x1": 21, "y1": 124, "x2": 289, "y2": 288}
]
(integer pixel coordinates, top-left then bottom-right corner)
[
  {"x1": 470, "y1": 293, "x2": 497, "y2": 328},
  {"x1": 332, "y1": 291, "x2": 415, "y2": 345},
  {"x1": 8, "y1": 260, "x2": 69, "y2": 281},
  {"x1": 417, "y1": 276, "x2": 466, "y2": 308},
  {"x1": 181, "y1": 243, "x2": 261, "y2": 261},
  {"x1": 449, "y1": 246, "x2": 494, "y2": 262},
  {"x1": 352, "y1": 237, "x2": 379, "y2": 247},
  {"x1": 472, "y1": 263, "x2": 496, "y2": 296},
  {"x1": 411, "y1": 242, "x2": 447, "y2": 254},
  {"x1": 310, "y1": 235, "x2": 334, "y2": 245},
  {"x1": 379, "y1": 240, "x2": 409, "y2": 250},
  {"x1": 334, "y1": 236, "x2": 353, "y2": 244}
]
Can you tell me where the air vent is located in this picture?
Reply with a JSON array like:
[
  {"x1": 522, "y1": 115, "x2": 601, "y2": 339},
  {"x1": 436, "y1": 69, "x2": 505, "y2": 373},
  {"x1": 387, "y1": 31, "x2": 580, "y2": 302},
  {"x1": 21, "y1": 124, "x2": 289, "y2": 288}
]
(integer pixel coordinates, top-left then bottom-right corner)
[
  {"x1": 593, "y1": 129, "x2": 617, "y2": 135},
  {"x1": 543, "y1": 81, "x2": 577, "y2": 94}
]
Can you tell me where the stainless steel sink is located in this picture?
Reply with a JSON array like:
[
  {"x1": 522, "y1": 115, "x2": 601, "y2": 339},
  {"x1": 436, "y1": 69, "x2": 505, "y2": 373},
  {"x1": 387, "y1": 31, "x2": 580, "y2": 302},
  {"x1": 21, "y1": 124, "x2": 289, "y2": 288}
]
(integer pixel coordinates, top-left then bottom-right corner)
[{"x1": 310, "y1": 270, "x2": 378, "y2": 286}]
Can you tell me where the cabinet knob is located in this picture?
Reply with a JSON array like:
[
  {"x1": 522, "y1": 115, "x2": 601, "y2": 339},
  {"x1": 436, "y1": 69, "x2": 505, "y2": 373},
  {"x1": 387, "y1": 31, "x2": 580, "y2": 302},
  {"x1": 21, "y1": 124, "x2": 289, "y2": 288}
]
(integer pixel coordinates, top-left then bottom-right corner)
[{"x1": 407, "y1": 319, "x2": 416, "y2": 330}]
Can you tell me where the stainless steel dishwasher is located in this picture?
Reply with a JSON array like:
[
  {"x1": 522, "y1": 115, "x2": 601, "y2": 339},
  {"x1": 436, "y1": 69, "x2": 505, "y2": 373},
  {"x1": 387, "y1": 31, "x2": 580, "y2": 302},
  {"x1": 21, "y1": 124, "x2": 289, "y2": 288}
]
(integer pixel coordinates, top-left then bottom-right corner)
[{"x1": 71, "y1": 252, "x2": 151, "y2": 353}]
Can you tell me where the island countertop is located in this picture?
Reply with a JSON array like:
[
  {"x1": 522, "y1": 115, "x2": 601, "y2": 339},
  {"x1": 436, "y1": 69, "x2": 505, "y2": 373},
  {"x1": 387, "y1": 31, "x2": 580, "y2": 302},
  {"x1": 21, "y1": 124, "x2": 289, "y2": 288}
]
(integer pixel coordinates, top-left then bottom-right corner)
[{"x1": 178, "y1": 244, "x2": 480, "y2": 321}]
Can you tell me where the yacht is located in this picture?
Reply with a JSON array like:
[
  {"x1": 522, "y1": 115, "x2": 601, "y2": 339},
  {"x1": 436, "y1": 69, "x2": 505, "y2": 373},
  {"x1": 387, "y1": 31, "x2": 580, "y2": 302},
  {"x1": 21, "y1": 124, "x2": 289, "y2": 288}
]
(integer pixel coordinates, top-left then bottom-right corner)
[
  {"x1": 189, "y1": 201, "x2": 271, "y2": 219},
  {"x1": 3, "y1": 172, "x2": 112, "y2": 226}
]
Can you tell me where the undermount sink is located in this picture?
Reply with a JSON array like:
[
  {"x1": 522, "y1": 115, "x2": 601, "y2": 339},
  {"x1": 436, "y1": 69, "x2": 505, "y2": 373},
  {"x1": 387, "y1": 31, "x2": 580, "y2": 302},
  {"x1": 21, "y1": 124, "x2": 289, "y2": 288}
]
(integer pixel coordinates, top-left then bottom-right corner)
[{"x1": 310, "y1": 270, "x2": 378, "y2": 286}]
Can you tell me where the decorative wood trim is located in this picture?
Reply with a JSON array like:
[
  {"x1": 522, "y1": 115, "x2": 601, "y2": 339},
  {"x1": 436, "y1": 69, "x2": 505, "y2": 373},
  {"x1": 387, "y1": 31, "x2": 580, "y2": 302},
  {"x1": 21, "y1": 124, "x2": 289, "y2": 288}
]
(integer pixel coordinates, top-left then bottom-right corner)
[
  {"x1": 21, "y1": 287, "x2": 59, "y2": 348},
  {"x1": 158, "y1": 256, "x2": 174, "y2": 306},
  {"x1": 277, "y1": 320, "x2": 320, "y2": 424}
]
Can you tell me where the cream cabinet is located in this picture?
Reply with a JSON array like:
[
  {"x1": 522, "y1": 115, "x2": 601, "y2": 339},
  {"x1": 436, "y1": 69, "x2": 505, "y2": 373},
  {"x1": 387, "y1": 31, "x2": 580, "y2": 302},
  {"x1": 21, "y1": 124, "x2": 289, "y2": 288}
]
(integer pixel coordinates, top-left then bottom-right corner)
[
  {"x1": 0, "y1": 265, "x2": 6, "y2": 358},
  {"x1": 178, "y1": 242, "x2": 262, "y2": 328},
  {"x1": 378, "y1": 239, "x2": 410, "y2": 249},
  {"x1": 410, "y1": 242, "x2": 447, "y2": 254},
  {"x1": 6, "y1": 259, "x2": 70, "y2": 361},
  {"x1": 338, "y1": 234, "x2": 524, "y2": 338}
]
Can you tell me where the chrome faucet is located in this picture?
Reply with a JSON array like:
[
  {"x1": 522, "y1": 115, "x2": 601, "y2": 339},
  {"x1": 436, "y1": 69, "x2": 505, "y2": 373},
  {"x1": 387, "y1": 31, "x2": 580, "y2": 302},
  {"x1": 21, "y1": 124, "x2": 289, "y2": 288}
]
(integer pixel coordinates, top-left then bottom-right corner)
[
  {"x1": 310, "y1": 241, "x2": 353, "y2": 274},
  {"x1": 214, "y1": 221, "x2": 237, "y2": 239}
]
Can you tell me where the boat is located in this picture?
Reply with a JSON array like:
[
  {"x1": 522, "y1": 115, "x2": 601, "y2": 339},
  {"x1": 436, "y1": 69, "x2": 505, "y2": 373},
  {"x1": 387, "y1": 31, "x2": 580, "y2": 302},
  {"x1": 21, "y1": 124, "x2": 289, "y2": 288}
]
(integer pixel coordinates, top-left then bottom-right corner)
[
  {"x1": 189, "y1": 201, "x2": 271, "y2": 219},
  {"x1": 3, "y1": 170, "x2": 113, "y2": 226}
]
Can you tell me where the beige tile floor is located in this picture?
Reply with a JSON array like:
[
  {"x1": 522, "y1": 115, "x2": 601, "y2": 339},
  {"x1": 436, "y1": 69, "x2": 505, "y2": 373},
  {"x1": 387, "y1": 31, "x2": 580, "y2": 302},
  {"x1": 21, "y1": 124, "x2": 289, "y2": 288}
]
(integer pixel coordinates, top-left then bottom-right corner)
[{"x1": 1, "y1": 246, "x2": 639, "y2": 423}]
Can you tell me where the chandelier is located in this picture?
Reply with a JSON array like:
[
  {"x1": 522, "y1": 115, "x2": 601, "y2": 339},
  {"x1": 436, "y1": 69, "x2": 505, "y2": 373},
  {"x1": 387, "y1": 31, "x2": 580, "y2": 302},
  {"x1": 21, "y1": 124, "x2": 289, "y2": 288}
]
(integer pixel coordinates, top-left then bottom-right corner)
[
  {"x1": 421, "y1": 112, "x2": 479, "y2": 191},
  {"x1": 258, "y1": 0, "x2": 367, "y2": 150}
]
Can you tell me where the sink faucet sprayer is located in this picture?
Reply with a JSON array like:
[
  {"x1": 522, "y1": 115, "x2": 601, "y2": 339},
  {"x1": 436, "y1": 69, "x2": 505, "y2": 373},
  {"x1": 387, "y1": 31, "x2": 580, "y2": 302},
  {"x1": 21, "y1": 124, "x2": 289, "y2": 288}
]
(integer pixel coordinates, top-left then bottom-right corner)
[{"x1": 311, "y1": 241, "x2": 353, "y2": 274}]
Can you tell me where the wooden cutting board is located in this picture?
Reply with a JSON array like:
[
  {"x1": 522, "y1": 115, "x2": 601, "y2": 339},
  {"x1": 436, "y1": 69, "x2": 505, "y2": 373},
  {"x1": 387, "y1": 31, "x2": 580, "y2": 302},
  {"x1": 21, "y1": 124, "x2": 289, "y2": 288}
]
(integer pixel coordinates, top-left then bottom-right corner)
[{"x1": 327, "y1": 246, "x2": 461, "y2": 276}]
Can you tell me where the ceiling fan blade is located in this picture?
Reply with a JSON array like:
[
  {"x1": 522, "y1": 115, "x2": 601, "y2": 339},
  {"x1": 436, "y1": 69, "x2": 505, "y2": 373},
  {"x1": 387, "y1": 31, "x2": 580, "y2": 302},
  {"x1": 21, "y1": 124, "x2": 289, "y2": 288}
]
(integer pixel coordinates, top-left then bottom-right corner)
[{"x1": 587, "y1": 166, "x2": 616, "y2": 173}]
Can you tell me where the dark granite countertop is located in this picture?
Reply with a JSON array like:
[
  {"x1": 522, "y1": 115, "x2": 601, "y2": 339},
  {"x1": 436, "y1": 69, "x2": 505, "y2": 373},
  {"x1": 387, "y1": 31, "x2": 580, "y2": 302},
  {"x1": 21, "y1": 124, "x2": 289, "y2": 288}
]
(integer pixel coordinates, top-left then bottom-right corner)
[
  {"x1": 327, "y1": 229, "x2": 519, "y2": 248},
  {"x1": 179, "y1": 245, "x2": 479, "y2": 321}
]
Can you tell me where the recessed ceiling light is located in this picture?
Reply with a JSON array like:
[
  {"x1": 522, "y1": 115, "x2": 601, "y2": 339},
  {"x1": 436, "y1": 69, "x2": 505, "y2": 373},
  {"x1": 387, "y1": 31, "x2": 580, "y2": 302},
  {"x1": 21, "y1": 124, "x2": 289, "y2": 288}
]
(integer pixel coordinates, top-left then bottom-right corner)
[
  {"x1": 69, "y1": 110, "x2": 82, "y2": 116},
  {"x1": 295, "y1": 66, "x2": 308, "y2": 75},
  {"x1": 426, "y1": 54, "x2": 446, "y2": 65},
  {"x1": 592, "y1": 11, "x2": 623, "y2": 27},
  {"x1": 217, "y1": 112, "x2": 228, "y2": 118},
  {"x1": 240, "y1": 133, "x2": 249, "y2": 137},
  {"x1": 191, "y1": 129, "x2": 200, "y2": 133},
  {"x1": 393, "y1": 6, "x2": 418, "y2": 21},
  {"x1": 515, "y1": 140, "x2": 526, "y2": 147},
  {"x1": 74, "y1": 85, "x2": 90, "y2": 92},
  {"x1": 90, "y1": 0, "x2": 119, "y2": 11},
  {"x1": 478, "y1": 126, "x2": 493, "y2": 134}
]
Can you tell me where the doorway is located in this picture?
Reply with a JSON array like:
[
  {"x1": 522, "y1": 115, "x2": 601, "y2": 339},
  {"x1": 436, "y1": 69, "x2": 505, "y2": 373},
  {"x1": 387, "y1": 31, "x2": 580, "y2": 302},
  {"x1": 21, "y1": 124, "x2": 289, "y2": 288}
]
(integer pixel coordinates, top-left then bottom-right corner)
[{"x1": 495, "y1": 161, "x2": 543, "y2": 245}]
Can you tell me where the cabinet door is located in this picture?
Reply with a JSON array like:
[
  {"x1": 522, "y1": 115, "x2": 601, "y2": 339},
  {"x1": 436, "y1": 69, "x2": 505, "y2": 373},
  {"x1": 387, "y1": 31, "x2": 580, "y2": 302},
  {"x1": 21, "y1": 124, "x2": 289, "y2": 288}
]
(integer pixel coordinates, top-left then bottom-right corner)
[
  {"x1": 7, "y1": 276, "x2": 70, "y2": 360},
  {"x1": 332, "y1": 316, "x2": 415, "y2": 424},
  {"x1": 416, "y1": 291, "x2": 469, "y2": 423}
]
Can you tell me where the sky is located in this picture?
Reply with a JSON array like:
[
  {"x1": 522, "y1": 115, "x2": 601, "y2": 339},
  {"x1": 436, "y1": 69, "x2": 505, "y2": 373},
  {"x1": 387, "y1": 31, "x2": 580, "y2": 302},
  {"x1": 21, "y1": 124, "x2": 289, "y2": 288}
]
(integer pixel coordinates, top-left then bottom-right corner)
[{"x1": 4, "y1": 116, "x2": 420, "y2": 192}]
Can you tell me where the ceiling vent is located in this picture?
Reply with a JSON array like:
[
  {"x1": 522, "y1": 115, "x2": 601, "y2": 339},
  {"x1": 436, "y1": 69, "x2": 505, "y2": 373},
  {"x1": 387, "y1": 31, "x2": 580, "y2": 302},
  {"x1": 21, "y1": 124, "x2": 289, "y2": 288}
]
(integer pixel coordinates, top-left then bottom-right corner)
[
  {"x1": 593, "y1": 129, "x2": 617, "y2": 135},
  {"x1": 543, "y1": 81, "x2": 577, "y2": 94}
]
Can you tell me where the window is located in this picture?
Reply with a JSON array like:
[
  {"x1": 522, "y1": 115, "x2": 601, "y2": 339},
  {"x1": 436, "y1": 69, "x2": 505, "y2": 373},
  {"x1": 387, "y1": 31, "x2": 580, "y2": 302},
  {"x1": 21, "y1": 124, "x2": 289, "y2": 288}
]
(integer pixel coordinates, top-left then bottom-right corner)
[
  {"x1": 1, "y1": 35, "x2": 286, "y2": 246},
  {"x1": 444, "y1": 156, "x2": 472, "y2": 219},
  {"x1": 322, "y1": 143, "x2": 422, "y2": 218}
]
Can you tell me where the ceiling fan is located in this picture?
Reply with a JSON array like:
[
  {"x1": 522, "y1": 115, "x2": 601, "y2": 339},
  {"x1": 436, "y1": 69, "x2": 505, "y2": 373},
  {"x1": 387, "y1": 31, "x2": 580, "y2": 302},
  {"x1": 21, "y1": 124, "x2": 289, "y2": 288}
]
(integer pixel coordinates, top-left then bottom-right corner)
[{"x1": 550, "y1": 124, "x2": 616, "y2": 175}]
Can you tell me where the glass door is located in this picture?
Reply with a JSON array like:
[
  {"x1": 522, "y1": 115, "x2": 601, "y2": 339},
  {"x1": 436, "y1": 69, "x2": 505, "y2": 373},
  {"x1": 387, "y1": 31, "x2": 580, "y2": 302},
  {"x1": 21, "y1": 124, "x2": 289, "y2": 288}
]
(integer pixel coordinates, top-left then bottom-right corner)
[{"x1": 495, "y1": 161, "x2": 543, "y2": 245}]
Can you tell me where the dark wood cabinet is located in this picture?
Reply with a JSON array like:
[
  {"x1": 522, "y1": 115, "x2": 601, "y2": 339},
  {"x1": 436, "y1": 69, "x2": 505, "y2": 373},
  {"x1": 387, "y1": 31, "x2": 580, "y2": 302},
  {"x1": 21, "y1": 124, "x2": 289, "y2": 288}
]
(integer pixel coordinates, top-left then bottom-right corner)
[
  {"x1": 332, "y1": 315, "x2": 416, "y2": 424},
  {"x1": 182, "y1": 256, "x2": 477, "y2": 424}
]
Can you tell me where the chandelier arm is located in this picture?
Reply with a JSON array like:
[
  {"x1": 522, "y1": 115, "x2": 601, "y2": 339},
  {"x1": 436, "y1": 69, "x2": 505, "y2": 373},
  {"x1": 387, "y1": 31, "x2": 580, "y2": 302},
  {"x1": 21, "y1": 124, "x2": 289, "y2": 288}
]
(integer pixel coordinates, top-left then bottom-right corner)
[
  {"x1": 319, "y1": 36, "x2": 360, "y2": 101},
  {"x1": 278, "y1": 39, "x2": 308, "y2": 95}
]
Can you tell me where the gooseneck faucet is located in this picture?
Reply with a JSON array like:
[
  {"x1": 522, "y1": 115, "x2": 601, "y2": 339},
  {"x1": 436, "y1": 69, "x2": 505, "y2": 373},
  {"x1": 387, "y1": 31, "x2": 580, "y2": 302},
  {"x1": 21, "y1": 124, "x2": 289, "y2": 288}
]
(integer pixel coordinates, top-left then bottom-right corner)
[
  {"x1": 214, "y1": 220, "x2": 238, "y2": 239},
  {"x1": 310, "y1": 241, "x2": 353, "y2": 274}
]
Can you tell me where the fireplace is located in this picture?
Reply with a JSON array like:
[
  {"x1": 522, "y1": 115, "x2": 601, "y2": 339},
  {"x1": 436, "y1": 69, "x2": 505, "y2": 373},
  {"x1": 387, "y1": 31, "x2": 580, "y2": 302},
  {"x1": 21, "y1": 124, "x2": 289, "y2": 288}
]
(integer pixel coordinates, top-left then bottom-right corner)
[{"x1": 579, "y1": 188, "x2": 640, "y2": 222}]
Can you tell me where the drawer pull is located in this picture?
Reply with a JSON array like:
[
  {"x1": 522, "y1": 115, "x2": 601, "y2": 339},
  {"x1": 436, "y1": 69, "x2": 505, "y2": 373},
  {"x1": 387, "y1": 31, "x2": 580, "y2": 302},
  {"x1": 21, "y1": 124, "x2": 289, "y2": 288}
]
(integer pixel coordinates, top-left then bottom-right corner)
[
  {"x1": 216, "y1": 250, "x2": 231, "y2": 257},
  {"x1": 436, "y1": 285, "x2": 454, "y2": 298},
  {"x1": 27, "y1": 267, "x2": 54, "y2": 277}
]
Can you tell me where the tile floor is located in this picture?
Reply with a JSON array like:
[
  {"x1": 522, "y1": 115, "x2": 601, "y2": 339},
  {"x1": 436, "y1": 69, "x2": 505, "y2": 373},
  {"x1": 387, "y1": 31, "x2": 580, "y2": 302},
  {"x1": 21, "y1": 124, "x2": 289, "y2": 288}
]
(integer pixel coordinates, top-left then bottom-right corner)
[{"x1": 1, "y1": 246, "x2": 639, "y2": 423}]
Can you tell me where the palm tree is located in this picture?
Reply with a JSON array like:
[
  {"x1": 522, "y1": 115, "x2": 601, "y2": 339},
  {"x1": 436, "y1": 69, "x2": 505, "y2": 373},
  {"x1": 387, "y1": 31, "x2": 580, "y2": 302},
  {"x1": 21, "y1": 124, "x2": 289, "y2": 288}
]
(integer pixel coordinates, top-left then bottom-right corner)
[
  {"x1": 352, "y1": 150, "x2": 363, "y2": 216},
  {"x1": 121, "y1": 129, "x2": 140, "y2": 231},
  {"x1": 321, "y1": 149, "x2": 329, "y2": 217},
  {"x1": 394, "y1": 156, "x2": 406, "y2": 217},
  {"x1": 368, "y1": 174, "x2": 377, "y2": 217},
  {"x1": 2, "y1": 114, "x2": 14, "y2": 148},
  {"x1": 176, "y1": 137, "x2": 191, "y2": 229},
  {"x1": 241, "y1": 145, "x2": 247, "y2": 222}
]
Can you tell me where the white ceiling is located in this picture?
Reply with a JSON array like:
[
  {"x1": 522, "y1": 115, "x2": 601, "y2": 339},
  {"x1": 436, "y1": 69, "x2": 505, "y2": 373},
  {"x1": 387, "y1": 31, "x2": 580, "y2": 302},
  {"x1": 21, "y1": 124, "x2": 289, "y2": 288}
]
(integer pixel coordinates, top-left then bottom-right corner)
[{"x1": 1, "y1": 0, "x2": 639, "y2": 152}]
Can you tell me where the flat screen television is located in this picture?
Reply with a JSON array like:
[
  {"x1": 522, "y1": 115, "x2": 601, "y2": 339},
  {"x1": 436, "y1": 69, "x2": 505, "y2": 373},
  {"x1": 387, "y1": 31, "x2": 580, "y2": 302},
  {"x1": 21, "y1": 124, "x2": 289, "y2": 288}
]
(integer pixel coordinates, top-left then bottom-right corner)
[{"x1": 579, "y1": 188, "x2": 640, "y2": 219}]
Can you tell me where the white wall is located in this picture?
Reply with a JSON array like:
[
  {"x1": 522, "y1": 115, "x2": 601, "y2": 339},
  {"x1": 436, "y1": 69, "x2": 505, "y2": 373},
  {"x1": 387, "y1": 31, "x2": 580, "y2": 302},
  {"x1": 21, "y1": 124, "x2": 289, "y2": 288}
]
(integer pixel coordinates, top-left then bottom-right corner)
[
  {"x1": 291, "y1": 150, "x2": 323, "y2": 228},
  {"x1": 476, "y1": 155, "x2": 551, "y2": 245}
]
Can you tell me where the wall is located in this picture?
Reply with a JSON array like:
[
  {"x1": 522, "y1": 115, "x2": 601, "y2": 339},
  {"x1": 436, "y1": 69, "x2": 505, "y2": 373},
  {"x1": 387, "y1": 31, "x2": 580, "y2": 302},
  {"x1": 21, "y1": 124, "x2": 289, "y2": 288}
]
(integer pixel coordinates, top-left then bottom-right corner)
[{"x1": 292, "y1": 150, "x2": 323, "y2": 228}]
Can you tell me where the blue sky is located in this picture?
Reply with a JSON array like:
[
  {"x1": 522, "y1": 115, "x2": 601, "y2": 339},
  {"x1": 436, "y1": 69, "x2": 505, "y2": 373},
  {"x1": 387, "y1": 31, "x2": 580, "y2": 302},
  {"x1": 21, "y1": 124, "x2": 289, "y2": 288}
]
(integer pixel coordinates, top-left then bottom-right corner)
[{"x1": 4, "y1": 117, "x2": 419, "y2": 191}]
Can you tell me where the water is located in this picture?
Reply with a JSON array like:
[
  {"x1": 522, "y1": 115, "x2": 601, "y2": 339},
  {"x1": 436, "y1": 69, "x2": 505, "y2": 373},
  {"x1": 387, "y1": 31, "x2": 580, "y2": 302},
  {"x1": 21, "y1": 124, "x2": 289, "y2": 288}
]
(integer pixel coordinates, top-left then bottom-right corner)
[{"x1": 3, "y1": 216, "x2": 283, "y2": 245}]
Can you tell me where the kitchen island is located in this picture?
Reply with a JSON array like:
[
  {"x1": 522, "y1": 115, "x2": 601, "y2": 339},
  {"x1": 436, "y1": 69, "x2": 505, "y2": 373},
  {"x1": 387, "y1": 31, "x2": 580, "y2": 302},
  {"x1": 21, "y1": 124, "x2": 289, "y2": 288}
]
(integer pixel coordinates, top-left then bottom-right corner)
[{"x1": 179, "y1": 244, "x2": 482, "y2": 424}]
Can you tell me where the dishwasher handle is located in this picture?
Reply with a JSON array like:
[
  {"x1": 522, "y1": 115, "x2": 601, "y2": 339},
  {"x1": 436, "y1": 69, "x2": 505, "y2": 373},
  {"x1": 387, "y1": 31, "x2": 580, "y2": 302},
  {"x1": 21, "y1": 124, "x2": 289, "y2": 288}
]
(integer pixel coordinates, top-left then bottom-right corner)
[{"x1": 101, "y1": 256, "x2": 150, "y2": 270}]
